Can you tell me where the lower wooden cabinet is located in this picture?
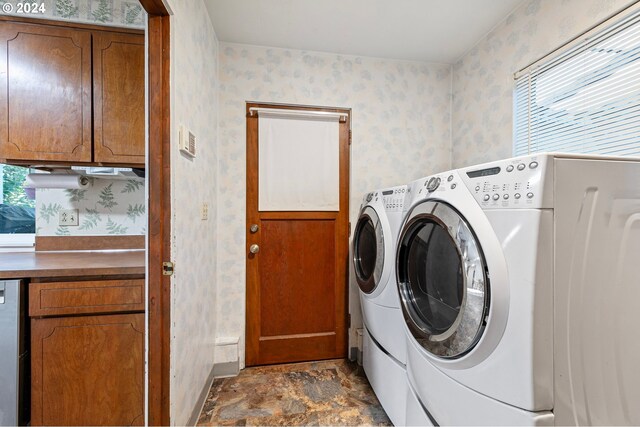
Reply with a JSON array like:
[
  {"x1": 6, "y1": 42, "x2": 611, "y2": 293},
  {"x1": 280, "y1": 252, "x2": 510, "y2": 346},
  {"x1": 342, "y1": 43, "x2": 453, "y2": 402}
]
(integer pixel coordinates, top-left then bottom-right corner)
[
  {"x1": 30, "y1": 313, "x2": 144, "y2": 426},
  {"x1": 29, "y1": 277, "x2": 145, "y2": 426}
]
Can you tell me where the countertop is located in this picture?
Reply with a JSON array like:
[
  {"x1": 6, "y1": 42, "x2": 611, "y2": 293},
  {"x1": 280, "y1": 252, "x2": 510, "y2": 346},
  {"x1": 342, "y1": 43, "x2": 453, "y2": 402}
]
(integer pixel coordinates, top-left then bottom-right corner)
[{"x1": 0, "y1": 250, "x2": 145, "y2": 279}]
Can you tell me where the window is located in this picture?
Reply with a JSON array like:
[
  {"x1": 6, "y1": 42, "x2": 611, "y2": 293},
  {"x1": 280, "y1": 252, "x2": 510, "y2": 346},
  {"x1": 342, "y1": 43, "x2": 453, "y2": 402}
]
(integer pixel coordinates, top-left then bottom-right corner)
[
  {"x1": 514, "y1": 9, "x2": 640, "y2": 156},
  {"x1": 0, "y1": 164, "x2": 35, "y2": 248}
]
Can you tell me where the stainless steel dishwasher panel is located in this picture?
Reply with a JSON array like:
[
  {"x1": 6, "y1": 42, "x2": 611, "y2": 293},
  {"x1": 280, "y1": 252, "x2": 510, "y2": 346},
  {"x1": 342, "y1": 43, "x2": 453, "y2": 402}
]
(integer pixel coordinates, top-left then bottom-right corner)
[{"x1": 0, "y1": 280, "x2": 21, "y2": 426}]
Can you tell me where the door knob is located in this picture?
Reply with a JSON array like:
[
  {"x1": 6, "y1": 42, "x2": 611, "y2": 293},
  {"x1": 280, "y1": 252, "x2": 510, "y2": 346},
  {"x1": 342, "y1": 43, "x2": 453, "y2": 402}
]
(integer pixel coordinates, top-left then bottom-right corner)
[{"x1": 249, "y1": 244, "x2": 260, "y2": 254}]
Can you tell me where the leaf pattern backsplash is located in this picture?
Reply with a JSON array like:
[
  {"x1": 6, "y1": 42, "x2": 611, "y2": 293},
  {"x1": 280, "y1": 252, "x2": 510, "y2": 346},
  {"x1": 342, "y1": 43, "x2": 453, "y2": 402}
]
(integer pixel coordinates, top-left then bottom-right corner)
[{"x1": 36, "y1": 178, "x2": 145, "y2": 236}]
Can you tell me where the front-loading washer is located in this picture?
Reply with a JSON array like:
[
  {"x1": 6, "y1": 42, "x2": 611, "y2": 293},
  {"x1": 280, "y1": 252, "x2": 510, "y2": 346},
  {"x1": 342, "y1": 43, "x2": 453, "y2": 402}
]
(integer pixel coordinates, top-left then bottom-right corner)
[
  {"x1": 397, "y1": 153, "x2": 640, "y2": 426},
  {"x1": 352, "y1": 184, "x2": 408, "y2": 425}
]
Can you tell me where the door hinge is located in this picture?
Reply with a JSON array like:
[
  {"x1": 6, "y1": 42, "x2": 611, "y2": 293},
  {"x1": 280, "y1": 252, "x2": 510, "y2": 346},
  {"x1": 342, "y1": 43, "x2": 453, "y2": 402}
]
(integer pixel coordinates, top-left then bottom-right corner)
[
  {"x1": 349, "y1": 222, "x2": 352, "y2": 237},
  {"x1": 162, "y1": 261, "x2": 174, "y2": 276},
  {"x1": 348, "y1": 314, "x2": 351, "y2": 328},
  {"x1": 349, "y1": 130, "x2": 352, "y2": 145}
]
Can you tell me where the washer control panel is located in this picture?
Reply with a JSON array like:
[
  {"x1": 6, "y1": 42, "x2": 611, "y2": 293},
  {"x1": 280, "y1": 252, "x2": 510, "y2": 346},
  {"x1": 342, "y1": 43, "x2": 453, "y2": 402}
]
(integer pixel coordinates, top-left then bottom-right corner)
[
  {"x1": 409, "y1": 171, "x2": 460, "y2": 205},
  {"x1": 459, "y1": 154, "x2": 553, "y2": 209},
  {"x1": 381, "y1": 185, "x2": 407, "y2": 212}
]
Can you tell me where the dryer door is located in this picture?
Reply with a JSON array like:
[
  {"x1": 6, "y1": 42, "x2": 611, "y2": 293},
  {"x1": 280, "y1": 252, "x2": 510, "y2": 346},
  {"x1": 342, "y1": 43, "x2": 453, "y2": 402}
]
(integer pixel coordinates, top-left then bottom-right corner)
[
  {"x1": 397, "y1": 200, "x2": 489, "y2": 359},
  {"x1": 353, "y1": 206, "x2": 385, "y2": 294}
]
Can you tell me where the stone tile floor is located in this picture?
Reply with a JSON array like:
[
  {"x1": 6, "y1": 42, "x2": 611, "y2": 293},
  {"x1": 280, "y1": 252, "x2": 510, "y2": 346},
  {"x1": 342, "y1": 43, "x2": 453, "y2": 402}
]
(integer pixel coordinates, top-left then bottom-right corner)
[{"x1": 197, "y1": 359, "x2": 392, "y2": 426}]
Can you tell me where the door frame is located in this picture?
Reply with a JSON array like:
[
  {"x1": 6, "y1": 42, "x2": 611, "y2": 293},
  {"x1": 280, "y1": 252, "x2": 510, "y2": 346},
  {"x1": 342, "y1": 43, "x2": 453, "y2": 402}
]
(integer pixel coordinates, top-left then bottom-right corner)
[
  {"x1": 139, "y1": 1, "x2": 171, "y2": 425},
  {"x1": 245, "y1": 101, "x2": 351, "y2": 366}
]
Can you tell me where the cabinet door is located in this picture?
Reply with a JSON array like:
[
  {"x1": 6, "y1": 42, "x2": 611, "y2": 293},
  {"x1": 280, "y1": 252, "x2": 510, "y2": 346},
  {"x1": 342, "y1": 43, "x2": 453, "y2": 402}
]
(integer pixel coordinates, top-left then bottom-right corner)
[
  {"x1": 31, "y1": 313, "x2": 144, "y2": 426},
  {"x1": 93, "y1": 32, "x2": 145, "y2": 165},
  {"x1": 0, "y1": 22, "x2": 92, "y2": 163}
]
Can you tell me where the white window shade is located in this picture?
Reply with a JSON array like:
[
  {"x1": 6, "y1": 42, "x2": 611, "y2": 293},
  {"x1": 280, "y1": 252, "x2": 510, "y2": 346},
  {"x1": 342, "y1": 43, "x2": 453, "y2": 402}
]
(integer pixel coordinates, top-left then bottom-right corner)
[
  {"x1": 258, "y1": 112, "x2": 340, "y2": 211},
  {"x1": 514, "y1": 10, "x2": 640, "y2": 157}
]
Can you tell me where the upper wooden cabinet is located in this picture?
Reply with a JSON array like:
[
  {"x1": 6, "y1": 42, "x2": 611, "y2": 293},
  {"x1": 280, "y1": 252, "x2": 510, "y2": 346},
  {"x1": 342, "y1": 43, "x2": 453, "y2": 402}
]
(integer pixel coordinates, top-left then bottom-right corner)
[
  {"x1": 0, "y1": 19, "x2": 144, "y2": 167},
  {"x1": 93, "y1": 32, "x2": 145, "y2": 164},
  {"x1": 0, "y1": 22, "x2": 92, "y2": 163}
]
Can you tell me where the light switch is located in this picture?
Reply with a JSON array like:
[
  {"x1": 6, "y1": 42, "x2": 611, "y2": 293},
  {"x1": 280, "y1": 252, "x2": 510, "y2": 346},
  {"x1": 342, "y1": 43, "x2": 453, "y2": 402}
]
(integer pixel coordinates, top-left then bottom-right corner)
[{"x1": 201, "y1": 203, "x2": 209, "y2": 221}]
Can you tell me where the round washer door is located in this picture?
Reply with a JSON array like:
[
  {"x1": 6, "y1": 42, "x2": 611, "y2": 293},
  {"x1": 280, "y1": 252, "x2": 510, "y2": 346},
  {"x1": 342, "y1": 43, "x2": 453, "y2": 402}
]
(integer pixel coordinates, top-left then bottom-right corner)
[
  {"x1": 396, "y1": 200, "x2": 489, "y2": 359},
  {"x1": 353, "y1": 206, "x2": 385, "y2": 294}
]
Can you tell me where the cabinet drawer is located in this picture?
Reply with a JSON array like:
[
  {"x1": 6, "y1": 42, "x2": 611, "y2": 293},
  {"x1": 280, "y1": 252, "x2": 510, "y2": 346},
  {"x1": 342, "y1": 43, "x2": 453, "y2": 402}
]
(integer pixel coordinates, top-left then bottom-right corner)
[{"x1": 29, "y1": 279, "x2": 144, "y2": 317}]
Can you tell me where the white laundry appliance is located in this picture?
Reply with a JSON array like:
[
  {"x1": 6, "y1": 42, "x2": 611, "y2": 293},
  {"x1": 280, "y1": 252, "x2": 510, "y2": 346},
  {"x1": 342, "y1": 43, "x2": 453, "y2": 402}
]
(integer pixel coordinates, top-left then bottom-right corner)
[
  {"x1": 353, "y1": 184, "x2": 409, "y2": 425},
  {"x1": 396, "y1": 153, "x2": 640, "y2": 426}
]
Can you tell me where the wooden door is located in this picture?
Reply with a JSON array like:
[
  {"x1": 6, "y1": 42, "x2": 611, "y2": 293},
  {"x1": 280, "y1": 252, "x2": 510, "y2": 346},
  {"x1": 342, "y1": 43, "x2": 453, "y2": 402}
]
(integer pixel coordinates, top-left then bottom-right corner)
[
  {"x1": 0, "y1": 22, "x2": 92, "y2": 163},
  {"x1": 246, "y1": 103, "x2": 350, "y2": 366},
  {"x1": 31, "y1": 313, "x2": 144, "y2": 426},
  {"x1": 93, "y1": 31, "x2": 145, "y2": 165}
]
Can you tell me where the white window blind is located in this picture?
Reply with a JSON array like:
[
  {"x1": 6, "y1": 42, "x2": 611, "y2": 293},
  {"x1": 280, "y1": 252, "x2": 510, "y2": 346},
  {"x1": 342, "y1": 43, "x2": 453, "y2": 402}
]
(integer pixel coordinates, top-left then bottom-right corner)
[{"x1": 514, "y1": 10, "x2": 640, "y2": 157}]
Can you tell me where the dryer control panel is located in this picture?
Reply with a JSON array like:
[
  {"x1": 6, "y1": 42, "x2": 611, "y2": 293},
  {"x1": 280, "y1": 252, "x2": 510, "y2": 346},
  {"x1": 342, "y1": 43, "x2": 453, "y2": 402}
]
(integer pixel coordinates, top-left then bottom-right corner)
[
  {"x1": 380, "y1": 185, "x2": 407, "y2": 212},
  {"x1": 459, "y1": 154, "x2": 554, "y2": 209}
]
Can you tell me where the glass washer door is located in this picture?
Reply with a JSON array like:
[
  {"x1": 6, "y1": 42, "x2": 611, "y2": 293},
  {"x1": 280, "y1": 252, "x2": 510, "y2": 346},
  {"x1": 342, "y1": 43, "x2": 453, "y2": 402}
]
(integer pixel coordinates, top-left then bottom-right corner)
[
  {"x1": 353, "y1": 206, "x2": 385, "y2": 294},
  {"x1": 396, "y1": 200, "x2": 489, "y2": 359}
]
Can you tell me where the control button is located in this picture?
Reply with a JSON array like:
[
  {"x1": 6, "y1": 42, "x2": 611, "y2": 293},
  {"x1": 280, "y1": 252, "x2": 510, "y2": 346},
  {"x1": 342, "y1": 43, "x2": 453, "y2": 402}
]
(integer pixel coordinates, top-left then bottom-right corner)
[
  {"x1": 426, "y1": 177, "x2": 441, "y2": 192},
  {"x1": 366, "y1": 193, "x2": 373, "y2": 202},
  {"x1": 529, "y1": 161, "x2": 539, "y2": 169},
  {"x1": 514, "y1": 193, "x2": 521, "y2": 199},
  {"x1": 483, "y1": 194, "x2": 490, "y2": 201},
  {"x1": 506, "y1": 165, "x2": 514, "y2": 172},
  {"x1": 527, "y1": 192, "x2": 534, "y2": 199},
  {"x1": 517, "y1": 163, "x2": 526, "y2": 171},
  {"x1": 475, "y1": 186, "x2": 480, "y2": 192},
  {"x1": 447, "y1": 175, "x2": 454, "y2": 182},
  {"x1": 450, "y1": 183, "x2": 456, "y2": 189},
  {"x1": 503, "y1": 194, "x2": 509, "y2": 200},
  {"x1": 492, "y1": 194, "x2": 500, "y2": 201}
]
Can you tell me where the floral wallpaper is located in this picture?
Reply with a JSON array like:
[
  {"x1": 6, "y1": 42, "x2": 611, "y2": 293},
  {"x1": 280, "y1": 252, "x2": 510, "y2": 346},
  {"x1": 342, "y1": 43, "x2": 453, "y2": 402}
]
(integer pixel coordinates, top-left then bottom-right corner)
[
  {"x1": 451, "y1": 0, "x2": 636, "y2": 168},
  {"x1": 166, "y1": 0, "x2": 219, "y2": 425},
  {"x1": 217, "y1": 42, "x2": 453, "y2": 369},
  {"x1": 35, "y1": 178, "x2": 146, "y2": 236},
  {"x1": 0, "y1": 0, "x2": 145, "y2": 27}
]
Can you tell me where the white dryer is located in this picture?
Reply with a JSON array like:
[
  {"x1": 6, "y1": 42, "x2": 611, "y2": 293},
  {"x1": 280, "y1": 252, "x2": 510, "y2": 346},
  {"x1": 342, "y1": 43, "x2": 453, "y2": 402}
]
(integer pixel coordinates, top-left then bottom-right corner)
[
  {"x1": 353, "y1": 184, "x2": 408, "y2": 426},
  {"x1": 397, "y1": 153, "x2": 640, "y2": 426}
]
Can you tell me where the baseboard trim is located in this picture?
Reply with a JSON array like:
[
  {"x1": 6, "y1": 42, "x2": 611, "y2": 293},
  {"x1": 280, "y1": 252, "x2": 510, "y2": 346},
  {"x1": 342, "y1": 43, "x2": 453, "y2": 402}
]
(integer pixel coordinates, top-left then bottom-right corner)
[
  {"x1": 213, "y1": 361, "x2": 240, "y2": 378},
  {"x1": 186, "y1": 363, "x2": 216, "y2": 426}
]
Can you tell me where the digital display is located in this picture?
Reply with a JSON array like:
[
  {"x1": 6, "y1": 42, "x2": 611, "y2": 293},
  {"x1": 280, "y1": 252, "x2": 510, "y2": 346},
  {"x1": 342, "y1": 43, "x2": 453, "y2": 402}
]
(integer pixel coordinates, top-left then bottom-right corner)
[
  {"x1": 382, "y1": 190, "x2": 394, "y2": 195},
  {"x1": 466, "y1": 167, "x2": 501, "y2": 178}
]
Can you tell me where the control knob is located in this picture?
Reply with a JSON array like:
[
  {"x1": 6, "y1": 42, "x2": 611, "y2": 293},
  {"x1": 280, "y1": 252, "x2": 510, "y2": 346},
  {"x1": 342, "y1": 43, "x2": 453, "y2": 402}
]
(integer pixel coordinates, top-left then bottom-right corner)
[{"x1": 426, "y1": 177, "x2": 441, "y2": 192}]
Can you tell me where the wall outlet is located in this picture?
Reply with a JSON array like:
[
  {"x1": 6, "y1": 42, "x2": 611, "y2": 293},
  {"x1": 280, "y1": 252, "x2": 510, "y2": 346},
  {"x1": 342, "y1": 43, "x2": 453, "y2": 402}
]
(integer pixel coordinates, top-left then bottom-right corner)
[
  {"x1": 59, "y1": 209, "x2": 79, "y2": 226},
  {"x1": 201, "y1": 203, "x2": 209, "y2": 221}
]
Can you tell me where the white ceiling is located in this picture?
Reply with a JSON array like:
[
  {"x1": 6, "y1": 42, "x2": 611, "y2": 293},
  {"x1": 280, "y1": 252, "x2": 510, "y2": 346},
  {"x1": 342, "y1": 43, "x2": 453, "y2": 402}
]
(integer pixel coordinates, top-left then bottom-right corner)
[{"x1": 205, "y1": 0, "x2": 526, "y2": 63}]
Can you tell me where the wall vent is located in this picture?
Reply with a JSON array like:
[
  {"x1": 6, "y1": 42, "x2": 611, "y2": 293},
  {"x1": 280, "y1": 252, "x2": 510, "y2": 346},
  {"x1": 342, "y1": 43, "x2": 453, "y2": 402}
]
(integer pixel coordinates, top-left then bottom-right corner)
[{"x1": 179, "y1": 126, "x2": 196, "y2": 157}]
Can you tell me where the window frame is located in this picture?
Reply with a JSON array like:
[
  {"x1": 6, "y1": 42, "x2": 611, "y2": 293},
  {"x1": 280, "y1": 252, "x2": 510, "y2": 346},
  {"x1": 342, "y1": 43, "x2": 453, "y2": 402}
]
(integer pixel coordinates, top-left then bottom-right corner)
[{"x1": 0, "y1": 233, "x2": 35, "y2": 251}]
